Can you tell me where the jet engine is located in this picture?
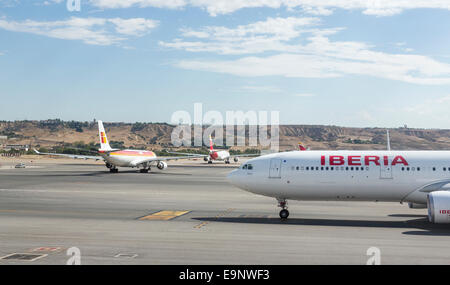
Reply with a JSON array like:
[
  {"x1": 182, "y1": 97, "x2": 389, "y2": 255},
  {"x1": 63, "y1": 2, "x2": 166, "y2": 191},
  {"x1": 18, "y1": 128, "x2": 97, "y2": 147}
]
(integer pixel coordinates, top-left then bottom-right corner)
[
  {"x1": 204, "y1": 156, "x2": 209, "y2": 162},
  {"x1": 157, "y1": 161, "x2": 168, "y2": 170},
  {"x1": 234, "y1": 157, "x2": 239, "y2": 163},
  {"x1": 105, "y1": 163, "x2": 112, "y2": 169},
  {"x1": 427, "y1": 191, "x2": 450, "y2": 223}
]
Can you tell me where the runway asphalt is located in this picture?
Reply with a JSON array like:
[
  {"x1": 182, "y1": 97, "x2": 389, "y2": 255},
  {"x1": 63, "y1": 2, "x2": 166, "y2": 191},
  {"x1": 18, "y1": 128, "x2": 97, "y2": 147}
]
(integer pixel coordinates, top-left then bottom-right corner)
[{"x1": 0, "y1": 159, "x2": 450, "y2": 265}]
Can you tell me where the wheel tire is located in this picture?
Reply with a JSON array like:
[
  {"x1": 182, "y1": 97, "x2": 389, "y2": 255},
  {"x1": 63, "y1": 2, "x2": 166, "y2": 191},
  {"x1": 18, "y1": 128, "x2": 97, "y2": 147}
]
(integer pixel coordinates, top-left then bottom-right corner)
[
  {"x1": 208, "y1": 161, "x2": 213, "y2": 164},
  {"x1": 279, "y1": 209, "x2": 289, "y2": 219}
]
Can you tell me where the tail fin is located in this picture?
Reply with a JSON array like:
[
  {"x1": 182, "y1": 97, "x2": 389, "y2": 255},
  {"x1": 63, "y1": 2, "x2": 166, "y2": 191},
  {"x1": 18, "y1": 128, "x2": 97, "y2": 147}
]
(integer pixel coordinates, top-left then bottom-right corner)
[
  {"x1": 98, "y1": 121, "x2": 112, "y2": 151},
  {"x1": 209, "y1": 135, "x2": 214, "y2": 152},
  {"x1": 298, "y1": 142, "x2": 307, "y2": 151}
]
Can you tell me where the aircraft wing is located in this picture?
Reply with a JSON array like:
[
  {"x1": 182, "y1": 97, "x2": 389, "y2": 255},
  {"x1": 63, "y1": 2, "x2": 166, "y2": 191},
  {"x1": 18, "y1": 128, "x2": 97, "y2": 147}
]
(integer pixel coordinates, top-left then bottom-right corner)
[
  {"x1": 34, "y1": 149, "x2": 104, "y2": 161},
  {"x1": 231, "y1": 154, "x2": 260, "y2": 158},
  {"x1": 418, "y1": 180, "x2": 450, "y2": 193},
  {"x1": 165, "y1": 151, "x2": 208, "y2": 157},
  {"x1": 129, "y1": 155, "x2": 205, "y2": 167}
]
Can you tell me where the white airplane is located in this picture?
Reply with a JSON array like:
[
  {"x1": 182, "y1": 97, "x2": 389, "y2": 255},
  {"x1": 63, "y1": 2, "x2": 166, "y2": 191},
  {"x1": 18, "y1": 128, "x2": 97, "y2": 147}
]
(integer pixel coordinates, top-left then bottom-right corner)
[
  {"x1": 227, "y1": 150, "x2": 450, "y2": 224},
  {"x1": 169, "y1": 136, "x2": 258, "y2": 164},
  {"x1": 34, "y1": 121, "x2": 202, "y2": 173}
]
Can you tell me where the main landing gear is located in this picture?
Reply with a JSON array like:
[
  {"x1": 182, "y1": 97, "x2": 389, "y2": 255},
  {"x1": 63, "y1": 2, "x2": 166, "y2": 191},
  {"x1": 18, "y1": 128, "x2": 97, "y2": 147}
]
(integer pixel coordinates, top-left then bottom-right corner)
[
  {"x1": 106, "y1": 163, "x2": 119, "y2": 173},
  {"x1": 139, "y1": 163, "x2": 151, "y2": 173},
  {"x1": 139, "y1": 168, "x2": 150, "y2": 173},
  {"x1": 277, "y1": 198, "x2": 289, "y2": 219},
  {"x1": 225, "y1": 159, "x2": 230, "y2": 164}
]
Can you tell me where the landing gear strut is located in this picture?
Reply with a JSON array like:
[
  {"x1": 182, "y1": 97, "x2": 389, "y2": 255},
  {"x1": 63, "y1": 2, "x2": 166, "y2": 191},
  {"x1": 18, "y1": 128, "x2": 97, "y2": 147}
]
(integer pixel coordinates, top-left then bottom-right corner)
[{"x1": 277, "y1": 198, "x2": 289, "y2": 219}]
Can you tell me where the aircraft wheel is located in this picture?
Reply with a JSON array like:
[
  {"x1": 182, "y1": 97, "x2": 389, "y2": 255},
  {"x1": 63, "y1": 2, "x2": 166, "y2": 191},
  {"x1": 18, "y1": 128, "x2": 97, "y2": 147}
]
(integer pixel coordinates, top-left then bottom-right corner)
[
  {"x1": 208, "y1": 161, "x2": 213, "y2": 164},
  {"x1": 279, "y1": 209, "x2": 289, "y2": 219}
]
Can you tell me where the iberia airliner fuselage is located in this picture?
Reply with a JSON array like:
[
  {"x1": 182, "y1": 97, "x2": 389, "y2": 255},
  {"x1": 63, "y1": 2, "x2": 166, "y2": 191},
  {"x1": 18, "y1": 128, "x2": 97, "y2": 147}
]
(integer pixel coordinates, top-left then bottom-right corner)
[{"x1": 227, "y1": 150, "x2": 450, "y2": 224}]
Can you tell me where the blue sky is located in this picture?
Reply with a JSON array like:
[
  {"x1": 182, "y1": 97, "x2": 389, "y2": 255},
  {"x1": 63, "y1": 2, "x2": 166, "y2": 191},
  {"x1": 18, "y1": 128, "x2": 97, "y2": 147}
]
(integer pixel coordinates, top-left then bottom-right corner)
[{"x1": 0, "y1": 1, "x2": 450, "y2": 128}]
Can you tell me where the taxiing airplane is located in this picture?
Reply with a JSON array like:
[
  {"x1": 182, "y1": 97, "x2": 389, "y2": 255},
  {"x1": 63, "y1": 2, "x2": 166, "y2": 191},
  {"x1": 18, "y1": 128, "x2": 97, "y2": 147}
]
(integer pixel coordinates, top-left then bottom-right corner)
[
  {"x1": 227, "y1": 150, "x2": 450, "y2": 224},
  {"x1": 169, "y1": 136, "x2": 258, "y2": 164},
  {"x1": 34, "y1": 121, "x2": 203, "y2": 173}
]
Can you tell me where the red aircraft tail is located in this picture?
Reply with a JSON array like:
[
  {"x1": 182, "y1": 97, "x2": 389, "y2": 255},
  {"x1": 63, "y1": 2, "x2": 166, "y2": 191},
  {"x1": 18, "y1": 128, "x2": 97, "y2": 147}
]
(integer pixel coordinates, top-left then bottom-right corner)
[
  {"x1": 209, "y1": 135, "x2": 214, "y2": 152},
  {"x1": 298, "y1": 142, "x2": 307, "y2": 151}
]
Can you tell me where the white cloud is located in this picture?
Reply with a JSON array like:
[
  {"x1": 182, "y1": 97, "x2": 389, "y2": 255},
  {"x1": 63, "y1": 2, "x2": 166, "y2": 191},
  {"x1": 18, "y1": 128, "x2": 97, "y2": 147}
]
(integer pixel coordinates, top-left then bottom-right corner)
[
  {"x1": 404, "y1": 95, "x2": 450, "y2": 119},
  {"x1": 0, "y1": 17, "x2": 159, "y2": 46},
  {"x1": 0, "y1": 0, "x2": 19, "y2": 7},
  {"x1": 162, "y1": 17, "x2": 450, "y2": 85},
  {"x1": 241, "y1": 85, "x2": 283, "y2": 93},
  {"x1": 42, "y1": 0, "x2": 63, "y2": 5},
  {"x1": 293, "y1": 93, "x2": 315, "y2": 97},
  {"x1": 108, "y1": 18, "x2": 158, "y2": 36},
  {"x1": 88, "y1": 0, "x2": 450, "y2": 17},
  {"x1": 89, "y1": 0, "x2": 186, "y2": 9},
  {"x1": 161, "y1": 17, "x2": 322, "y2": 55},
  {"x1": 357, "y1": 110, "x2": 376, "y2": 122}
]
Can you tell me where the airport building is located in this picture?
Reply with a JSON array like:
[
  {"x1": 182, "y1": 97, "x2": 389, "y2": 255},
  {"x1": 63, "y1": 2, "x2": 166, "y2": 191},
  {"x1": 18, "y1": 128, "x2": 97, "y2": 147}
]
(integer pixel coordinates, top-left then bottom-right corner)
[
  {"x1": 2, "y1": 144, "x2": 30, "y2": 151},
  {"x1": 0, "y1": 136, "x2": 6, "y2": 149}
]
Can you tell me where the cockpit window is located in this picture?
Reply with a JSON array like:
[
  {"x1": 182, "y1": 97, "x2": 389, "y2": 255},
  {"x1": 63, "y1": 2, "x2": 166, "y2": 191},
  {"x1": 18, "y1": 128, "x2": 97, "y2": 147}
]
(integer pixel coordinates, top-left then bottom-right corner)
[
  {"x1": 242, "y1": 164, "x2": 248, "y2": 169},
  {"x1": 247, "y1": 164, "x2": 253, "y2": 170}
]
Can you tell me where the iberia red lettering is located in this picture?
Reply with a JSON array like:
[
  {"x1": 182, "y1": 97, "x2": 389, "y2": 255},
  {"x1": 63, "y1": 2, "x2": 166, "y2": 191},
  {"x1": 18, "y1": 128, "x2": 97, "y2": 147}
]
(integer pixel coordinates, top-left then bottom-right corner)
[
  {"x1": 321, "y1": 155, "x2": 407, "y2": 166},
  {"x1": 391, "y1": 155, "x2": 408, "y2": 166},
  {"x1": 330, "y1": 156, "x2": 345, "y2": 165},
  {"x1": 364, "y1": 156, "x2": 380, "y2": 166},
  {"x1": 348, "y1": 156, "x2": 361, "y2": 166}
]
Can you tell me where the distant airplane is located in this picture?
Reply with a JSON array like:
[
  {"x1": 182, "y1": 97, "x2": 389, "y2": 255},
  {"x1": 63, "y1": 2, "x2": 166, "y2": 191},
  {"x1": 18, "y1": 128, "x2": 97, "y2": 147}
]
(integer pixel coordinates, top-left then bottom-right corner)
[
  {"x1": 34, "y1": 121, "x2": 203, "y2": 173},
  {"x1": 228, "y1": 149, "x2": 450, "y2": 224},
  {"x1": 298, "y1": 142, "x2": 308, "y2": 151},
  {"x1": 168, "y1": 136, "x2": 259, "y2": 164}
]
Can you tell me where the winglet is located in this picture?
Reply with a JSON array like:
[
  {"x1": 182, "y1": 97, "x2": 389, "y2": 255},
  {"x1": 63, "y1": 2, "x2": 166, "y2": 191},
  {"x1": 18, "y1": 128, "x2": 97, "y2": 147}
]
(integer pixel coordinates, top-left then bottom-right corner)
[{"x1": 33, "y1": 148, "x2": 41, "y2": 154}]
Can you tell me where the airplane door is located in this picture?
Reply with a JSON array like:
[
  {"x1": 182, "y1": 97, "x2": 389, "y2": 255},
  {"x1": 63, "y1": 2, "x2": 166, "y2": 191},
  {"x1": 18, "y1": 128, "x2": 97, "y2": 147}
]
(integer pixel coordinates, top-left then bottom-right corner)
[
  {"x1": 269, "y1": 159, "x2": 282, "y2": 178},
  {"x1": 380, "y1": 165, "x2": 393, "y2": 179}
]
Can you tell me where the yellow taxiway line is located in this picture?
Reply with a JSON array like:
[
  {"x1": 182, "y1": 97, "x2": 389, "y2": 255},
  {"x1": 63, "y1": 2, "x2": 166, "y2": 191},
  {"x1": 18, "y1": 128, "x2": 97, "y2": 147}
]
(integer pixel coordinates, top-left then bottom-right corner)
[{"x1": 139, "y1": 210, "x2": 190, "y2": 221}]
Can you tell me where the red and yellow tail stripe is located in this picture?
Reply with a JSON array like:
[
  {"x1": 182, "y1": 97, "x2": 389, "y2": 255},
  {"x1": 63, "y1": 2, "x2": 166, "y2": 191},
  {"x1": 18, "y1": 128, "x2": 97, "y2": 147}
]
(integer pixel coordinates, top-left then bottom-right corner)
[{"x1": 101, "y1": 132, "x2": 107, "y2": 144}]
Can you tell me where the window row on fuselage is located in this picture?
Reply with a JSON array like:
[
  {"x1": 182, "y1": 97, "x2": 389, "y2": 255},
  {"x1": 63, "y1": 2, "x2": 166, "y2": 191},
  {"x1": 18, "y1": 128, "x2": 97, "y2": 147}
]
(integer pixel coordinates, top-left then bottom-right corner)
[
  {"x1": 293, "y1": 166, "x2": 369, "y2": 171},
  {"x1": 291, "y1": 165, "x2": 450, "y2": 172}
]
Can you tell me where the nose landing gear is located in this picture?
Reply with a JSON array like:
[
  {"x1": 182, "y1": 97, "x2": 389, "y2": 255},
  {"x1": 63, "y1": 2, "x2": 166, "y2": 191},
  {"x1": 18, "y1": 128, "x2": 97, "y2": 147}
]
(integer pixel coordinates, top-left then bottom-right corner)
[{"x1": 277, "y1": 198, "x2": 289, "y2": 219}]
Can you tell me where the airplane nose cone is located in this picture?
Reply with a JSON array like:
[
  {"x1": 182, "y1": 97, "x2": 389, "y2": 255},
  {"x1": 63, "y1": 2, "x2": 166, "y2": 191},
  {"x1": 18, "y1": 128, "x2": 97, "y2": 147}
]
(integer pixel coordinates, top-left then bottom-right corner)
[{"x1": 227, "y1": 169, "x2": 239, "y2": 187}]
